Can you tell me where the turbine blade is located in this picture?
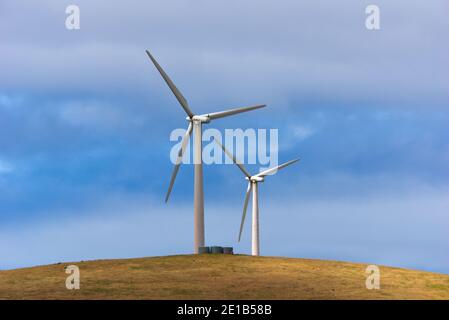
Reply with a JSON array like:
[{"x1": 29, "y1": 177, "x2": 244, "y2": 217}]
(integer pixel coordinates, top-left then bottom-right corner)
[
  {"x1": 205, "y1": 104, "x2": 266, "y2": 120},
  {"x1": 165, "y1": 123, "x2": 193, "y2": 202},
  {"x1": 146, "y1": 50, "x2": 194, "y2": 118},
  {"x1": 238, "y1": 182, "x2": 252, "y2": 242},
  {"x1": 214, "y1": 139, "x2": 251, "y2": 178},
  {"x1": 255, "y1": 158, "x2": 300, "y2": 178}
]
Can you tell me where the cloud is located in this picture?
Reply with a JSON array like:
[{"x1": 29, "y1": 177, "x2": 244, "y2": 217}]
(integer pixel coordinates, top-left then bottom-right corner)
[
  {"x1": 292, "y1": 125, "x2": 316, "y2": 141},
  {"x1": 0, "y1": 93, "x2": 24, "y2": 110},
  {"x1": 59, "y1": 100, "x2": 144, "y2": 130},
  {"x1": 262, "y1": 185, "x2": 449, "y2": 273},
  {"x1": 0, "y1": 159, "x2": 13, "y2": 174},
  {"x1": 1, "y1": 183, "x2": 448, "y2": 273},
  {"x1": 0, "y1": 1, "x2": 448, "y2": 108}
]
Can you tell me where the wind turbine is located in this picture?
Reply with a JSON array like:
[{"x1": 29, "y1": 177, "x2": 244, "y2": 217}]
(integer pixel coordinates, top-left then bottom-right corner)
[
  {"x1": 215, "y1": 139, "x2": 299, "y2": 256},
  {"x1": 146, "y1": 50, "x2": 266, "y2": 253}
]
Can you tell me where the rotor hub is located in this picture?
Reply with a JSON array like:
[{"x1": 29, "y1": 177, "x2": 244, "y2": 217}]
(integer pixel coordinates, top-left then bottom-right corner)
[
  {"x1": 191, "y1": 115, "x2": 210, "y2": 123},
  {"x1": 250, "y1": 176, "x2": 264, "y2": 183}
]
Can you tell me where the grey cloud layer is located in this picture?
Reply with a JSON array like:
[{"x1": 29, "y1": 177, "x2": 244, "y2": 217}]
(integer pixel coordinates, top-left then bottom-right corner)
[
  {"x1": 1, "y1": 0, "x2": 448, "y2": 109},
  {"x1": 1, "y1": 186, "x2": 448, "y2": 272}
]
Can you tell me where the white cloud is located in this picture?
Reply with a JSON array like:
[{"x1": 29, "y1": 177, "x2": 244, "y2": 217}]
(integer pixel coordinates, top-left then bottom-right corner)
[
  {"x1": 0, "y1": 159, "x2": 13, "y2": 174},
  {"x1": 1, "y1": 181, "x2": 448, "y2": 273},
  {"x1": 292, "y1": 125, "x2": 316, "y2": 141},
  {"x1": 277, "y1": 124, "x2": 318, "y2": 152},
  {"x1": 0, "y1": 93, "x2": 23, "y2": 109}
]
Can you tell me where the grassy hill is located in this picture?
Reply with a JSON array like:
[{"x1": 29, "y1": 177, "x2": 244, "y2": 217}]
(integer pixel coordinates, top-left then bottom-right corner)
[{"x1": 1, "y1": 254, "x2": 449, "y2": 299}]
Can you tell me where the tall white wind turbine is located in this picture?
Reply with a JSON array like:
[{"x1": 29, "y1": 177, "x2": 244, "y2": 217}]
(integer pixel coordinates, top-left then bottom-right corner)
[
  {"x1": 215, "y1": 139, "x2": 299, "y2": 256},
  {"x1": 146, "y1": 50, "x2": 266, "y2": 253}
]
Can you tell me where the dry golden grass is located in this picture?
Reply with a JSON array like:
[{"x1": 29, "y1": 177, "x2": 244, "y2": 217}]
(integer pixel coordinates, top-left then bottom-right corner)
[{"x1": 1, "y1": 254, "x2": 449, "y2": 300}]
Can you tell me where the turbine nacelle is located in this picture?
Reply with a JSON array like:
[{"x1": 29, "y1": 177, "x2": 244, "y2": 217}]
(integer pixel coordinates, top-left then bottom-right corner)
[
  {"x1": 246, "y1": 176, "x2": 264, "y2": 183},
  {"x1": 190, "y1": 115, "x2": 211, "y2": 123}
]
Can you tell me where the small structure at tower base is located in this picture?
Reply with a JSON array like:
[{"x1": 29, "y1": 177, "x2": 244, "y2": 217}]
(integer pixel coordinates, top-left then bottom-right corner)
[{"x1": 198, "y1": 246, "x2": 233, "y2": 254}]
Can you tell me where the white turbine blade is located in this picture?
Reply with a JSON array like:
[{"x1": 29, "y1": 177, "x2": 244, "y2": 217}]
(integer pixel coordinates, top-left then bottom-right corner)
[
  {"x1": 165, "y1": 123, "x2": 193, "y2": 202},
  {"x1": 238, "y1": 182, "x2": 252, "y2": 242},
  {"x1": 255, "y1": 158, "x2": 300, "y2": 178},
  {"x1": 146, "y1": 50, "x2": 194, "y2": 118},
  {"x1": 205, "y1": 104, "x2": 266, "y2": 120},
  {"x1": 214, "y1": 139, "x2": 251, "y2": 178}
]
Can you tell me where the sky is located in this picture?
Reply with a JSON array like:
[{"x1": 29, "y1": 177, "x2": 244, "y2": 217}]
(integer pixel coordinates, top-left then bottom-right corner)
[{"x1": 1, "y1": 0, "x2": 449, "y2": 273}]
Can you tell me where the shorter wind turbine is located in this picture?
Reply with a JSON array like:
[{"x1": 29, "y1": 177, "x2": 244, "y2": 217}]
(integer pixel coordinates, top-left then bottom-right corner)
[{"x1": 215, "y1": 139, "x2": 300, "y2": 256}]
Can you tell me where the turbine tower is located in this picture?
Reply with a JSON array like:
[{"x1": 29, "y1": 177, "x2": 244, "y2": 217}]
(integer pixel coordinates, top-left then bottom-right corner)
[
  {"x1": 146, "y1": 50, "x2": 266, "y2": 253},
  {"x1": 215, "y1": 139, "x2": 299, "y2": 256}
]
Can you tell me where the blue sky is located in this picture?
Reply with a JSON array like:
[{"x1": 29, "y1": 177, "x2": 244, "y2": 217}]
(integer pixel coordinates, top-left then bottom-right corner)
[{"x1": 1, "y1": 0, "x2": 449, "y2": 273}]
